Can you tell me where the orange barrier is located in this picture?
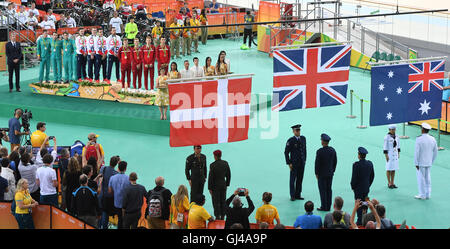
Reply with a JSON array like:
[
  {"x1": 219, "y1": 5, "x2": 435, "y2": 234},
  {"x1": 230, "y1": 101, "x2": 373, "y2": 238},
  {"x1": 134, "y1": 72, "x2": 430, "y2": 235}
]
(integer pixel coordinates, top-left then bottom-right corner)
[
  {"x1": 258, "y1": 1, "x2": 281, "y2": 23},
  {"x1": 51, "y1": 208, "x2": 85, "y2": 229}
]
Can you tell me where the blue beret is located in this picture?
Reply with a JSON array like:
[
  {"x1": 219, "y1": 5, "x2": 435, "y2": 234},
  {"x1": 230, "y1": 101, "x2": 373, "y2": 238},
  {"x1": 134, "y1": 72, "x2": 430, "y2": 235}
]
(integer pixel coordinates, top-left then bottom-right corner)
[
  {"x1": 321, "y1": 133, "x2": 331, "y2": 141},
  {"x1": 358, "y1": 147, "x2": 368, "y2": 154},
  {"x1": 291, "y1": 124, "x2": 301, "y2": 130}
]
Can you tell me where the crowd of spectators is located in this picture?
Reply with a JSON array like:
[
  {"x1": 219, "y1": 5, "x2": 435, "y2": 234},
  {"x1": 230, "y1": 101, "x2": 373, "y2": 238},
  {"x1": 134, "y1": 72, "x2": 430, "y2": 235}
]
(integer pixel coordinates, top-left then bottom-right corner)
[{"x1": 0, "y1": 119, "x2": 400, "y2": 229}]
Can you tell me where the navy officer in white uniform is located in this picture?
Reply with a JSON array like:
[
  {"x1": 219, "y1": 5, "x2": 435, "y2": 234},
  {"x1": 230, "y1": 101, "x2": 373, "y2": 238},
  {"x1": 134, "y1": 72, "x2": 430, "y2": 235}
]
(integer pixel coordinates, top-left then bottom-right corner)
[
  {"x1": 383, "y1": 124, "x2": 400, "y2": 189},
  {"x1": 414, "y1": 122, "x2": 438, "y2": 200}
]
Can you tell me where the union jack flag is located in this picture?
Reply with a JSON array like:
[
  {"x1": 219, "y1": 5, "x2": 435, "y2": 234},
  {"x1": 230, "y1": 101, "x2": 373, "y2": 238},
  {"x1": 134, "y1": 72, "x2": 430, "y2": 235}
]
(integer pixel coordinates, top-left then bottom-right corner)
[
  {"x1": 271, "y1": 45, "x2": 352, "y2": 111},
  {"x1": 408, "y1": 60, "x2": 445, "y2": 93}
]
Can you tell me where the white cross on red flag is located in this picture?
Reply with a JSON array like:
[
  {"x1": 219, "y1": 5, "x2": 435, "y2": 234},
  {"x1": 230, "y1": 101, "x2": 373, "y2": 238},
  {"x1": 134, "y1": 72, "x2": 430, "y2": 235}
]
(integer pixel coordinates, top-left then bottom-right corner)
[{"x1": 168, "y1": 77, "x2": 252, "y2": 147}]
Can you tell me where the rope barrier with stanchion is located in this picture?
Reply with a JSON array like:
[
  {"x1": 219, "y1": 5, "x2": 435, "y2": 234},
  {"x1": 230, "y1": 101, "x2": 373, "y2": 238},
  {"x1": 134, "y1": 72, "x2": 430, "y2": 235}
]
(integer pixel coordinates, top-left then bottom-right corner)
[
  {"x1": 399, "y1": 122, "x2": 409, "y2": 139},
  {"x1": 346, "y1": 89, "x2": 356, "y2": 118},
  {"x1": 348, "y1": 90, "x2": 369, "y2": 128},
  {"x1": 436, "y1": 118, "x2": 450, "y2": 151}
]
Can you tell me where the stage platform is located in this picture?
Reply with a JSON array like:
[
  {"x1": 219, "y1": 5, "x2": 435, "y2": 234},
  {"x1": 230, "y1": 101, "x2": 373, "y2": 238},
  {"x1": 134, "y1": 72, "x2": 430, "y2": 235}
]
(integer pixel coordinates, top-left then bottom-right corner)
[{"x1": 0, "y1": 79, "x2": 170, "y2": 136}]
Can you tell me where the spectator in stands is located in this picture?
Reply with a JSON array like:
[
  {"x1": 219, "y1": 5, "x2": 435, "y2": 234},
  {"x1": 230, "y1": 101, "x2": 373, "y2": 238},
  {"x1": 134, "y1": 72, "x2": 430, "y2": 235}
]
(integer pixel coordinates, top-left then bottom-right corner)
[
  {"x1": 1, "y1": 159, "x2": 16, "y2": 201},
  {"x1": 224, "y1": 188, "x2": 255, "y2": 229},
  {"x1": 43, "y1": 0, "x2": 51, "y2": 13},
  {"x1": 36, "y1": 154, "x2": 58, "y2": 206},
  {"x1": 208, "y1": 0, "x2": 220, "y2": 13},
  {"x1": 328, "y1": 211, "x2": 348, "y2": 229},
  {"x1": 35, "y1": 136, "x2": 57, "y2": 168},
  {"x1": 259, "y1": 222, "x2": 269, "y2": 229},
  {"x1": 190, "y1": 57, "x2": 205, "y2": 78},
  {"x1": 39, "y1": 15, "x2": 55, "y2": 30},
  {"x1": 6, "y1": 3, "x2": 16, "y2": 26},
  {"x1": 26, "y1": 11, "x2": 38, "y2": 31},
  {"x1": 188, "y1": 194, "x2": 215, "y2": 229},
  {"x1": 108, "y1": 161, "x2": 130, "y2": 229},
  {"x1": 208, "y1": 150, "x2": 231, "y2": 220},
  {"x1": 374, "y1": 204, "x2": 395, "y2": 229},
  {"x1": 30, "y1": 122, "x2": 48, "y2": 148},
  {"x1": 0, "y1": 147, "x2": 7, "y2": 159},
  {"x1": 58, "y1": 13, "x2": 67, "y2": 28},
  {"x1": 169, "y1": 185, "x2": 190, "y2": 229},
  {"x1": 62, "y1": 157, "x2": 82, "y2": 212},
  {"x1": 86, "y1": 156, "x2": 101, "y2": 180},
  {"x1": 350, "y1": 199, "x2": 381, "y2": 229},
  {"x1": 125, "y1": 16, "x2": 138, "y2": 44},
  {"x1": 14, "y1": 179, "x2": 39, "y2": 229},
  {"x1": 203, "y1": 57, "x2": 215, "y2": 76},
  {"x1": 35, "y1": 0, "x2": 44, "y2": 11},
  {"x1": 58, "y1": 149, "x2": 70, "y2": 182},
  {"x1": 274, "y1": 223, "x2": 286, "y2": 229},
  {"x1": 99, "y1": 156, "x2": 120, "y2": 229},
  {"x1": 29, "y1": 3, "x2": 40, "y2": 17},
  {"x1": 15, "y1": 6, "x2": 28, "y2": 30},
  {"x1": 65, "y1": 13, "x2": 76, "y2": 28},
  {"x1": 18, "y1": 153, "x2": 40, "y2": 202},
  {"x1": 0, "y1": 166, "x2": 9, "y2": 201},
  {"x1": 215, "y1": 50, "x2": 228, "y2": 75},
  {"x1": 122, "y1": 172, "x2": 147, "y2": 229},
  {"x1": 323, "y1": 196, "x2": 350, "y2": 228},
  {"x1": 109, "y1": 12, "x2": 124, "y2": 36},
  {"x1": 255, "y1": 192, "x2": 280, "y2": 225},
  {"x1": 72, "y1": 174, "x2": 100, "y2": 227},
  {"x1": 362, "y1": 198, "x2": 379, "y2": 226},
  {"x1": 82, "y1": 165, "x2": 100, "y2": 192},
  {"x1": 293, "y1": 201, "x2": 322, "y2": 229},
  {"x1": 103, "y1": 0, "x2": 116, "y2": 11},
  {"x1": 8, "y1": 150, "x2": 21, "y2": 182},
  {"x1": 82, "y1": 133, "x2": 104, "y2": 168},
  {"x1": 146, "y1": 176, "x2": 172, "y2": 229},
  {"x1": 47, "y1": 9, "x2": 56, "y2": 24}
]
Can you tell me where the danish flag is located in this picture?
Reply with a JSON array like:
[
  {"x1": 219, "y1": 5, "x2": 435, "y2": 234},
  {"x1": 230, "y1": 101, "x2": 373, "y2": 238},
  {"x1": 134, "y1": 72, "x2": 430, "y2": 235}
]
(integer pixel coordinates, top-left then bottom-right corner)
[
  {"x1": 408, "y1": 60, "x2": 445, "y2": 93},
  {"x1": 272, "y1": 45, "x2": 352, "y2": 111},
  {"x1": 168, "y1": 77, "x2": 252, "y2": 147}
]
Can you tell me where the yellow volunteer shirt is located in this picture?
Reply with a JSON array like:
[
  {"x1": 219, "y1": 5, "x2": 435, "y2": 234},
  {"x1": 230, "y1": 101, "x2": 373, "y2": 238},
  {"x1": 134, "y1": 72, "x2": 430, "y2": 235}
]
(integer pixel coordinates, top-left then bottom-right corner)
[
  {"x1": 30, "y1": 130, "x2": 48, "y2": 147},
  {"x1": 188, "y1": 203, "x2": 211, "y2": 229},
  {"x1": 82, "y1": 143, "x2": 105, "y2": 157},
  {"x1": 190, "y1": 18, "x2": 200, "y2": 35},
  {"x1": 255, "y1": 204, "x2": 279, "y2": 225},
  {"x1": 152, "y1": 26, "x2": 163, "y2": 40},
  {"x1": 15, "y1": 190, "x2": 32, "y2": 214},
  {"x1": 169, "y1": 195, "x2": 190, "y2": 224}
]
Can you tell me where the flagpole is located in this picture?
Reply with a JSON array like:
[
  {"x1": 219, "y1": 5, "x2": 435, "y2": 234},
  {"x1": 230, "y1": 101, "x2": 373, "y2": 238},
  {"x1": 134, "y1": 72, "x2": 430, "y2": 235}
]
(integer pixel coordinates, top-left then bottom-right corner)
[
  {"x1": 367, "y1": 56, "x2": 447, "y2": 66},
  {"x1": 166, "y1": 74, "x2": 255, "y2": 84},
  {"x1": 399, "y1": 122, "x2": 409, "y2": 139},
  {"x1": 271, "y1": 41, "x2": 353, "y2": 50}
]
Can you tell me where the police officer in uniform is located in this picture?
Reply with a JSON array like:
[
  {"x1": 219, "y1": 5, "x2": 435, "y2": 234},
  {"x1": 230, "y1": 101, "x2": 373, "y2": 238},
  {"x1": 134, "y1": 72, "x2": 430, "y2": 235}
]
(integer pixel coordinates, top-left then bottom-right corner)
[
  {"x1": 384, "y1": 124, "x2": 400, "y2": 189},
  {"x1": 284, "y1": 124, "x2": 307, "y2": 201},
  {"x1": 315, "y1": 133, "x2": 337, "y2": 211},
  {"x1": 185, "y1": 145, "x2": 207, "y2": 202},
  {"x1": 350, "y1": 147, "x2": 374, "y2": 225}
]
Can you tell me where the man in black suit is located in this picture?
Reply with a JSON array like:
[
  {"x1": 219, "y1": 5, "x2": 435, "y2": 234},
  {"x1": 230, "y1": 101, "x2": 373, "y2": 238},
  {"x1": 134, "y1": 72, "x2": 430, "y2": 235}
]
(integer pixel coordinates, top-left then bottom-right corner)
[
  {"x1": 350, "y1": 147, "x2": 375, "y2": 225},
  {"x1": 208, "y1": 150, "x2": 231, "y2": 220},
  {"x1": 5, "y1": 33, "x2": 23, "y2": 92},
  {"x1": 315, "y1": 133, "x2": 337, "y2": 211},
  {"x1": 284, "y1": 124, "x2": 307, "y2": 201}
]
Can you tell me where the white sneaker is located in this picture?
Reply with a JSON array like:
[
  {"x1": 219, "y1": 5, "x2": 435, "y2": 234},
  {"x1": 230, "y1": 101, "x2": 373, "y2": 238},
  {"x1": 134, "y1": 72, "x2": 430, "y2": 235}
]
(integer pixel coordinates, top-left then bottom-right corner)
[{"x1": 414, "y1": 195, "x2": 425, "y2": 200}]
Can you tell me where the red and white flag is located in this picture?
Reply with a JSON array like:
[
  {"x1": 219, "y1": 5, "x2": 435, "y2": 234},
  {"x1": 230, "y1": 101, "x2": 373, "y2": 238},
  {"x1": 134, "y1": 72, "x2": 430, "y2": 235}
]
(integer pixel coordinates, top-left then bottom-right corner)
[{"x1": 168, "y1": 77, "x2": 252, "y2": 147}]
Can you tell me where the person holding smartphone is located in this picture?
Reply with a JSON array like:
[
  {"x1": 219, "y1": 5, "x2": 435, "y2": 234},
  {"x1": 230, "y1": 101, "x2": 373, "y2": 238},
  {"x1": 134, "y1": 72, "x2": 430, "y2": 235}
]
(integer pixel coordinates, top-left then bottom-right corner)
[{"x1": 224, "y1": 188, "x2": 254, "y2": 229}]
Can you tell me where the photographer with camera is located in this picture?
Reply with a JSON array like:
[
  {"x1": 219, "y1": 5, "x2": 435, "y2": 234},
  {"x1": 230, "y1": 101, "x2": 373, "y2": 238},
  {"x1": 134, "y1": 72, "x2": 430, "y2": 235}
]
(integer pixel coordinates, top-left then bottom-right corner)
[
  {"x1": 350, "y1": 199, "x2": 381, "y2": 229},
  {"x1": 224, "y1": 188, "x2": 255, "y2": 229},
  {"x1": 35, "y1": 136, "x2": 58, "y2": 168},
  {"x1": 30, "y1": 122, "x2": 49, "y2": 148},
  {"x1": 8, "y1": 109, "x2": 30, "y2": 151}
]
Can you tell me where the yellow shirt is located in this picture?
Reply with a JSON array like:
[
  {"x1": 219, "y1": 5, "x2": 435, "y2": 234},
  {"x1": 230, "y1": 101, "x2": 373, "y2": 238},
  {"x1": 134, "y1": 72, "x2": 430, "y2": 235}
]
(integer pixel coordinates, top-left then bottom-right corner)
[
  {"x1": 255, "y1": 204, "x2": 279, "y2": 225},
  {"x1": 15, "y1": 190, "x2": 32, "y2": 214},
  {"x1": 169, "y1": 195, "x2": 190, "y2": 224},
  {"x1": 169, "y1": 23, "x2": 181, "y2": 40},
  {"x1": 82, "y1": 143, "x2": 105, "y2": 157},
  {"x1": 169, "y1": 71, "x2": 180, "y2": 79},
  {"x1": 188, "y1": 203, "x2": 211, "y2": 229},
  {"x1": 30, "y1": 130, "x2": 48, "y2": 148},
  {"x1": 204, "y1": 65, "x2": 215, "y2": 76},
  {"x1": 152, "y1": 26, "x2": 163, "y2": 39},
  {"x1": 190, "y1": 18, "x2": 200, "y2": 35}
]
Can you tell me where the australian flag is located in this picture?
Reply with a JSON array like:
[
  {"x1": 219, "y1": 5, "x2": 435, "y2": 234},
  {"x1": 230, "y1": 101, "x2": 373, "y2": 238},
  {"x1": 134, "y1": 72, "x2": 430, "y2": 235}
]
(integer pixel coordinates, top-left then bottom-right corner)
[
  {"x1": 370, "y1": 60, "x2": 445, "y2": 126},
  {"x1": 271, "y1": 45, "x2": 352, "y2": 111}
]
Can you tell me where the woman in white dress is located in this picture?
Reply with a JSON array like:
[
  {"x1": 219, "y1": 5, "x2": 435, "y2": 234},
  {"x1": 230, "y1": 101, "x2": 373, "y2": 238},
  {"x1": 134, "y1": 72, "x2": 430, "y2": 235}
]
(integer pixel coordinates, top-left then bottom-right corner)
[{"x1": 383, "y1": 124, "x2": 400, "y2": 189}]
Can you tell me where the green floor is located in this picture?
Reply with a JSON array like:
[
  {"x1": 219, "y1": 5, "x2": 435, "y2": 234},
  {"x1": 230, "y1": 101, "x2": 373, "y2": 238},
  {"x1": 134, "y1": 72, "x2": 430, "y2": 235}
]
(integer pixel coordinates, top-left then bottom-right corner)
[{"x1": 1, "y1": 39, "x2": 450, "y2": 228}]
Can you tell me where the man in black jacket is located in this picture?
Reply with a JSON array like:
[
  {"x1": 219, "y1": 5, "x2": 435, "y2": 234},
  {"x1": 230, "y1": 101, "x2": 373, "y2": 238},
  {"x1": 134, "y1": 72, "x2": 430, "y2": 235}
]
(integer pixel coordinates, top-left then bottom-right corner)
[
  {"x1": 208, "y1": 150, "x2": 231, "y2": 220},
  {"x1": 185, "y1": 145, "x2": 207, "y2": 203},
  {"x1": 145, "y1": 176, "x2": 172, "y2": 229},
  {"x1": 5, "y1": 33, "x2": 23, "y2": 92},
  {"x1": 284, "y1": 124, "x2": 307, "y2": 201},
  {"x1": 315, "y1": 133, "x2": 337, "y2": 211},
  {"x1": 72, "y1": 174, "x2": 100, "y2": 227},
  {"x1": 350, "y1": 147, "x2": 375, "y2": 225},
  {"x1": 224, "y1": 188, "x2": 255, "y2": 229}
]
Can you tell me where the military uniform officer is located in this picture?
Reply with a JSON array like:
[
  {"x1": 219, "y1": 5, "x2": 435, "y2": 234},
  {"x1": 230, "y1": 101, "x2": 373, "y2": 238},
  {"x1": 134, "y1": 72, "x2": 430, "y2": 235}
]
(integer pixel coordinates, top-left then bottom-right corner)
[
  {"x1": 208, "y1": 150, "x2": 231, "y2": 220},
  {"x1": 50, "y1": 32, "x2": 63, "y2": 83},
  {"x1": 185, "y1": 145, "x2": 207, "y2": 203},
  {"x1": 384, "y1": 124, "x2": 400, "y2": 189},
  {"x1": 350, "y1": 147, "x2": 374, "y2": 225},
  {"x1": 37, "y1": 29, "x2": 52, "y2": 83},
  {"x1": 315, "y1": 133, "x2": 337, "y2": 211},
  {"x1": 284, "y1": 124, "x2": 307, "y2": 201},
  {"x1": 414, "y1": 122, "x2": 438, "y2": 200}
]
